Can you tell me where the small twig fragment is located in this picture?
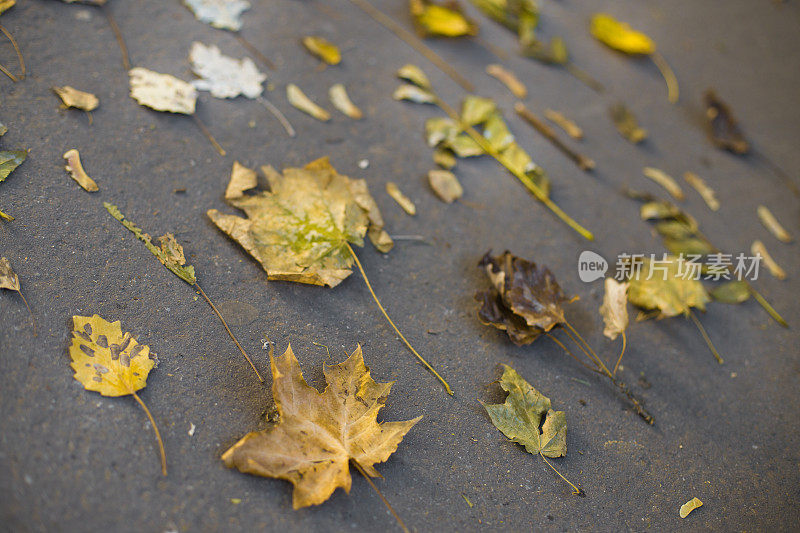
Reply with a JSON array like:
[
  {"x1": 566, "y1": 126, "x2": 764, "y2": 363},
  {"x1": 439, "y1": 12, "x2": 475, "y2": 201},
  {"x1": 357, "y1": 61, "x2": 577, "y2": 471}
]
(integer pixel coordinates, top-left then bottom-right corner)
[
  {"x1": 515, "y1": 103, "x2": 595, "y2": 171},
  {"x1": 643, "y1": 167, "x2": 684, "y2": 200},
  {"x1": 486, "y1": 64, "x2": 527, "y2": 98},
  {"x1": 544, "y1": 109, "x2": 583, "y2": 140}
]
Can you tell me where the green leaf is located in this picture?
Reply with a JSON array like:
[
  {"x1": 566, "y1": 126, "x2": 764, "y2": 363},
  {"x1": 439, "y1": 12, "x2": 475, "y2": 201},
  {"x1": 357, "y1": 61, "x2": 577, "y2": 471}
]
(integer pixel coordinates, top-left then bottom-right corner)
[
  {"x1": 627, "y1": 257, "x2": 709, "y2": 317},
  {"x1": 483, "y1": 364, "x2": 567, "y2": 457},
  {"x1": 709, "y1": 280, "x2": 750, "y2": 304},
  {"x1": 0, "y1": 150, "x2": 27, "y2": 182},
  {"x1": 461, "y1": 95, "x2": 497, "y2": 126}
]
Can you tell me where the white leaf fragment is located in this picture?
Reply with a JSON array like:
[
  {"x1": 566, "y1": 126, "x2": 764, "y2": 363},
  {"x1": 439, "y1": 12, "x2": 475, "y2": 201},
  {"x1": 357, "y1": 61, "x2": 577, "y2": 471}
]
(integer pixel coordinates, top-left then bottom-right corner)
[
  {"x1": 183, "y1": 0, "x2": 250, "y2": 31},
  {"x1": 189, "y1": 42, "x2": 266, "y2": 99}
]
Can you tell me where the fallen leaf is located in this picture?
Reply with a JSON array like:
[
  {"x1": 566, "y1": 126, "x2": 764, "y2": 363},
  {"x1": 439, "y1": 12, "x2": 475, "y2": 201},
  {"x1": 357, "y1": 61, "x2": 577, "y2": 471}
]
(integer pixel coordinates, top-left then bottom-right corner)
[
  {"x1": 225, "y1": 160, "x2": 257, "y2": 200},
  {"x1": 386, "y1": 182, "x2": 417, "y2": 215},
  {"x1": 53, "y1": 86, "x2": 99, "y2": 111},
  {"x1": 590, "y1": 13, "x2": 655, "y2": 55},
  {"x1": 679, "y1": 497, "x2": 703, "y2": 518},
  {"x1": 410, "y1": 0, "x2": 477, "y2": 37},
  {"x1": 189, "y1": 41, "x2": 266, "y2": 99},
  {"x1": 287, "y1": 84, "x2": 330, "y2": 121},
  {"x1": 393, "y1": 83, "x2": 436, "y2": 104},
  {"x1": 0, "y1": 0, "x2": 15, "y2": 15},
  {"x1": 469, "y1": 0, "x2": 539, "y2": 44},
  {"x1": 475, "y1": 251, "x2": 575, "y2": 345},
  {"x1": 486, "y1": 64, "x2": 527, "y2": 98},
  {"x1": 522, "y1": 36, "x2": 568, "y2": 65},
  {"x1": 129, "y1": 67, "x2": 197, "y2": 115},
  {"x1": 752, "y1": 240, "x2": 786, "y2": 280},
  {"x1": 397, "y1": 63, "x2": 431, "y2": 89},
  {"x1": 684, "y1": 172, "x2": 719, "y2": 211},
  {"x1": 63, "y1": 149, "x2": 99, "y2": 192},
  {"x1": 183, "y1": 0, "x2": 250, "y2": 31},
  {"x1": 627, "y1": 257, "x2": 709, "y2": 318},
  {"x1": 704, "y1": 89, "x2": 748, "y2": 154},
  {"x1": 0, "y1": 150, "x2": 27, "y2": 182},
  {"x1": 599, "y1": 278, "x2": 629, "y2": 340},
  {"x1": 302, "y1": 36, "x2": 341, "y2": 65},
  {"x1": 328, "y1": 84, "x2": 363, "y2": 119},
  {"x1": 0, "y1": 122, "x2": 6, "y2": 137},
  {"x1": 609, "y1": 103, "x2": 647, "y2": 143},
  {"x1": 709, "y1": 280, "x2": 750, "y2": 304},
  {"x1": 643, "y1": 167, "x2": 684, "y2": 200},
  {"x1": 756, "y1": 205, "x2": 792, "y2": 243},
  {"x1": 222, "y1": 344, "x2": 421, "y2": 508},
  {"x1": 432, "y1": 147, "x2": 456, "y2": 169},
  {"x1": 207, "y1": 158, "x2": 392, "y2": 287},
  {"x1": 544, "y1": 109, "x2": 583, "y2": 140},
  {"x1": 68, "y1": 314, "x2": 166, "y2": 475},
  {"x1": 428, "y1": 169, "x2": 462, "y2": 203},
  {"x1": 0, "y1": 256, "x2": 20, "y2": 292}
]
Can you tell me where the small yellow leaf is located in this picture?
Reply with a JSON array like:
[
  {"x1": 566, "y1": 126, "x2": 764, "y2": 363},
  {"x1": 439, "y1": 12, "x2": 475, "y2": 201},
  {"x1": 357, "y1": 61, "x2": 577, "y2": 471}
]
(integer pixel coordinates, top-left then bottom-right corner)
[
  {"x1": 386, "y1": 182, "x2": 417, "y2": 215},
  {"x1": 328, "y1": 83, "x2": 363, "y2": 119},
  {"x1": 590, "y1": 13, "x2": 655, "y2": 55},
  {"x1": 302, "y1": 36, "x2": 341, "y2": 65},
  {"x1": 410, "y1": 0, "x2": 477, "y2": 37},
  {"x1": 397, "y1": 64, "x2": 431, "y2": 89},
  {"x1": 286, "y1": 84, "x2": 330, "y2": 121},
  {"x1": 53, "y1": 86, "x2": 99, "y2": 112},
  {"x1": 63, "y1": 149, "x2": 99, "y2": 192},
  {"x1": 643, "y1": 167, "x2": 684, "y2": 200},
  {"x1": 679, "y1": 497, "x2": 703, "y2": 518},
  {"x1": 0, "y1": 256, "x2": 20, "y2": 292},
  {"x1": 392, "y1": 83, "x2": 436, "y2": 104},
  {"x1": 544, "y1": 109, "x2": 583, "y2": 140}
]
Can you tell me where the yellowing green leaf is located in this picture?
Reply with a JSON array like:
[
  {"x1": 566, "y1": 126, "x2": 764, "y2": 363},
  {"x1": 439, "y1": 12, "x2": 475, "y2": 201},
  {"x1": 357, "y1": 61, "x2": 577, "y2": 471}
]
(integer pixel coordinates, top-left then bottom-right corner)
[
  {"x1": 222, "y1": 344, "x2": 421, "y2": 509},
  {"x1": 709, "y1": 280, "x2": 750, "y2": 304},
  {"x1": 410, "y1": 0, "x2": 477, "y2": 37},
  {"x1": 386, "y1": 181, "x2": 416, "y2": 215},
  {"x1": 128, "y1": 67, "x2": 197, "y2": 115},
  {"x1": 0, "y1": 150, "x2": 27, "y2": 182},
  {"x1": 627, "y1": 257, "x2": 709, "y2": 318},
  {"x1": 590, "y1": 13, "x2": 655, "y2": 55},
  {"x1": 302, "y1": 36, "x2": 341, "y2": 65},
  {"x1": 207, "y1": 158, "x2": 392, "y2": 287}
]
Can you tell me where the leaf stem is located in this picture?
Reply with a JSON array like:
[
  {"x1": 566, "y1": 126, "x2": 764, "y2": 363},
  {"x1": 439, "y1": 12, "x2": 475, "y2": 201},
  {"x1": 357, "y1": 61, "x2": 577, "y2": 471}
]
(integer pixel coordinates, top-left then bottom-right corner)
[
  {"x1": 347, "y1": 0, "x2": 474, "y2": 92},
  {"x1": 514, "y1": 103, "x2": 595, "y2": 172},
  {"x1": 539, "y1": 452, "x2": 584, "y2": 496},
  {"x1": 0, "y1": 23, "x2": 24, "y2": 79},
  {"x1": 563, "y1": 320, "x2": 611, "y2": 376},
  {"x1": 564, "y1": 62, "x2": 604, "y2": 93},
  {"x1": 345, "y1": 242, "x2": 453, "y2": 395},
  {"x1": 612, "y1": 331, "x2": 626, "y2": 376},
  {"x1": 257, "y1": 96, "x2": 296, "y2": 137},
  {"x1": 545, "y1": 332, "x2": 599, "y2": 374},
  {"x1": 131, "y1": 391, "x2": 167, "y2": 476},
  {"x1": 195, "y1": 282, "x2": 265, "y2": 382},
  {"x1": 434, "y1": 97, "x2": 594, "y2": 241},
  {"x1": 235, "y1": 34, "x2": 276, "y2": 70},
  {"x1": 103, "y1": 5, "x2": 131, "y2": 71},
  {"x1": 351, "y1": 459, "x2": 410, "y2": 533},
  {"x1": 0, "y1": 61, "x2": 17, "y2": 82},
  {"x1": 650, "y1": 52, "x2": 678, "y2": 104},
  {"x1": 688, "y1": 309, "x2": 723, "y2": 364},
  {"x1": 192, "y1": 115, "x2": 226, "y2": 156}
]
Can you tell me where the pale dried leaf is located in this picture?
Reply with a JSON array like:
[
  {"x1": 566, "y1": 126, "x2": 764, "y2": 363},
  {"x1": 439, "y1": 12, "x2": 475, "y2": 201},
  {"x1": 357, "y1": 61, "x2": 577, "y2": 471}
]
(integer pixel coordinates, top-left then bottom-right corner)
[
  {"x1": 683, "y1": 171, "x2": 719, "y2": 211},
  {"x1": 129, "y1": 68, "x2": 197, "y2": 115},
  {"x1": 328, "y1": 84, "x2": 362, "y2": 119},
  {"x1": 53, "y1": 86, "x2": 99, "y2": 111},
  {"x1": 183, "y1": 0, "x2": 250, "y2": 31},
  {"x1": 396, "y1": 64, "x2": 431, "y2": 89},
  {"x1": 643, "y1": 167, "x2": 684, "y2": 200},
  {"x1": 287, "y1": 84, "x2": 330, "y2": 121},
  {"x1": 225, "y1": 161, "x2": 258, "y2": 200},
  {"x1": 428, "y1": 169, "x2": 462, "y2": 203},
  {"x1": 486, "y1": 64, "x2": 527, "y2": 98},
  {"x1": 189, "y1": 42, "x2": 265, "y2": 99},
  {"x1": 600, "y1": 278, "x2": 628, "y2": 340},
  {"x1": 0, "y1": 256, "x2": 20, "y2": 292},
  {"x1": 610, "y1": 103, "x2": 647, "y2": 143},
  {"x1": 63, "y1": 149, "x2": 98, "y2": 192},
  {"x1": 752, "y1": 240, "x2": 786, "y2": 280},
  {"x1": 756, "y1": 205, "x2": 792, "y2": 243},
  {"x1": 386, "y1": 182, "x2": 416, "y2": 215}
]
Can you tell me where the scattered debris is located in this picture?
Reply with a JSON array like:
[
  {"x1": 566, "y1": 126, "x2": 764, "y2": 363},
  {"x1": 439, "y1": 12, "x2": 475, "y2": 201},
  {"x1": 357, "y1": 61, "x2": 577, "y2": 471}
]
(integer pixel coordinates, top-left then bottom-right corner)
[
  {"x1": 643, "y1": 167, "x2": 684, "y2": 200},
  {"x1": 287, "y1": 84, "x2": 331, "y2": 121}
]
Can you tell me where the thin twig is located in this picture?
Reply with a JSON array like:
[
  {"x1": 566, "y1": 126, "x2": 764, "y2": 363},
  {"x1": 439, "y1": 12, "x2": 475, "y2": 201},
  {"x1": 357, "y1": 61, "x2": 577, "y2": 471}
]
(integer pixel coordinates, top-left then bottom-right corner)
[
  {"x1": 103, "y1": 5, "x2": 131, "y2": 71},
  {"x1": 539, "y1": 453, "x2": 584, "y2": 496},
  {"x1": 192, "y1": 115, "x2": 227, "y2": 156},
  {"x1": 688, "y1": 310, "x2": 723, "y2": 364},
  {"x1": 257, "y1": 96, "x2": 296, "y2": 137},
  {"x1": 195, "y1": 283, "x2": 265, "y2": 382},
  {"x1": 235, "y1": 34, "x2": 276, "y2": 70},
  {"x1": 0, "y1": 61, "x2": 17, "y2": 82},
  {"x1": 651, "y1": 52, "x2": 678, "y2": 104},
  {"x1": 514, "y1": 103, "x2": 595, "y2": 172},
  {"x1": 131, "y1": 391, "x2": 167, "y2": 476},
  {"x1": 612, "y1": 331, "x2": 626, "y2": 376},
  {"x1": 347, "y1": 0, "x2": 474, "y2": 91},
  {"x1": 345, "y1": 242, "x2": 453, "y2": 395},
  {"x1": 17, "y1": 290, "x2": 36, "y2": 337},
  {"x1": 0, "y1": 24, "x2": 24, "y2": 78},
  {"x1": 545, "y1": 331, "x2": 599, "y2": 374},
  {"x1": 351, "y1": 459, "x2": 410, "y2": 533},
  {"x1": 564, "y1": 62, "x2": 604, "y2": 93}
]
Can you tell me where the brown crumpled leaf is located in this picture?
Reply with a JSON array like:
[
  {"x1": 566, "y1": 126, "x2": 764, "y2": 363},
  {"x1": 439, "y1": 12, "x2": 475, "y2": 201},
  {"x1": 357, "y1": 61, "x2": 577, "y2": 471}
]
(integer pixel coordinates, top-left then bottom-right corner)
[
  {"x1": 207, "y1": 158, "x2": 393, "y2": 287},
  {"x1": 475, "y1": 251, "x2": 577, "y2": 345},
  {"x1": 704, "y1": 89, "x2": 748, "y2": 154},
  {"x1": 222, "y1": 344, "x2": 421, "y2": 509},
  {"x1": 63, "y1": 149, "x2": 99, "y2": 192},
  {"x1": 53, "y1": 86, "x2": 99, "y2": 111}
]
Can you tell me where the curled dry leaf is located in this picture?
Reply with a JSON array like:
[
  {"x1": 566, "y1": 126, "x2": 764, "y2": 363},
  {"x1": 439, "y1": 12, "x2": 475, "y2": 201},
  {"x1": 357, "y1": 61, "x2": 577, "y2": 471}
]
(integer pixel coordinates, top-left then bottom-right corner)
[
  {"x1": 207, "y1": 158, "x2": 393, "y2": 287},
  {"x1": 410, "y1": 0, "x2": 477, "y2": 37},
  {"x1": 610, "y1": 103, "x2": 647, "y2": 144},
  {"x1": 600, "y1": 278, "x2": 629, "y2": 340},
  {"x1": 679, "y1": 497, "x2": 703, "y2": 518},
  {"x1": 756, "y1": 205, "x2": 792, "y2": 243},
  {"x1": 302, "y1": 36, "x2": 341, "y2": 65},
  {"x1": 544, "y1": 109, "x2": 583, "y2": 140},
  {"x1": 183, "y1": 0, "x2": 250, "y2": 31},
  {"x1": 397, "y1": 63, "x2": 431, "y2": 89},
  {"x1": 684, "y1": 172, "x2": 719, "y2": 211},
  {"x1": 63, "y1": 149, "x2": 98, "y2": 192},
  {"x1": 475, "y1": 251, "x2": 576, "y2": 345},
  {"x1": 626, "y1": 257, "x2": 709, "y2": 318},
  {"x1": 393, "y1": 83, "x2": 436, "y2": 104},
  {"x1": 189, "y1": 41, "x2": 265, "y2": 99},
  {"x1": 53, "y1": 86, "x2": 99, "y2": 112},
  {"x1": 428, "y1": 169, "x2": 462, "y2": 203},
  {"x1": 752, "y1": 240, "x2": 786, "y2": 280},
  {"x1": 643, "y1": 167, "x2": 684, "y2": 201},
  {"x1": 486, "y1": 63, "x2": 527, "y2": 98},
  {"x1": 703, "y1": 89, "x2": 748, "y2": 154},
  {"x1": 287, "y1": 84, "x2": 330, "y2": 121},
  {"x1": 328, "y1": 84, "x2": 363, "y2": 119},
  {"x1": 68, "y1": 314, "x2": 166, "y2": 475},
  {"x1": 129, "y1": 68, "x2": 197, "y2": 115},
  {"x1": 386, "y1": 182, "x2": 416, "y2": 215},
  {"x1": 222, "y1": 344, "x2": 421, "y2": 509}
]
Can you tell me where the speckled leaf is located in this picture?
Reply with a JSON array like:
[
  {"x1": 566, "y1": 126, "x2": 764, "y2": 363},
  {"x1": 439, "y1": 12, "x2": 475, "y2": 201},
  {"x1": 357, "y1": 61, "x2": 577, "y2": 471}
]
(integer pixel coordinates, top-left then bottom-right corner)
[
  {"x1": 0, "y1": 256, "x2": 20, "y2": 292},
  {"x1": 53, "y1": 86, "x2": 99, "y2": 111}
]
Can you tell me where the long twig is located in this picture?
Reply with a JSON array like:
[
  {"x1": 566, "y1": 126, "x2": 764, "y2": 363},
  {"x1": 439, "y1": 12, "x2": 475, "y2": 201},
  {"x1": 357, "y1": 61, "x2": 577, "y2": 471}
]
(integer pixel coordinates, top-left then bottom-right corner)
[
  {"x1": 651, "y1": 52, "x2": 678, "y2": 104},
  {"x1": 195, "y1": 283, "x2": 264, "y2": 382},
  {"x1": 103, "y1": 5, "x2": 131, "y2": 71},
  {"x1": 351, "y1": 460, "x2": 410, "y2": 533},
  {"x1": 131, "y1": 391, "x2": 167, "y2": 476},
  {"x1": 192, "y1": 115, "x2": 227, "y2": 156},
  {"x1": 514, "y1": 103, "x2": 595, "y2": 171},
  {"x1": 688, "y1": 310, "x2": 723, "y2": 364},
  {"x1": 539, "y1": 453, "x2": 584, "y2": 496},
  {"x1": 0, "y1": 23, "x2": 24, "y2": 79},
  {"x1": 257, "y1": 96, "x2": 296, "y2": 137},
  {"x1": 0, "y1": 61, "x2": 17, "y2": 82},
  {"x1": 345, "y1": 243, "x2": 453, "y2": 395},
  {"x1": 347, "y1": 0, "x2": 474, "y2": 91}
]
